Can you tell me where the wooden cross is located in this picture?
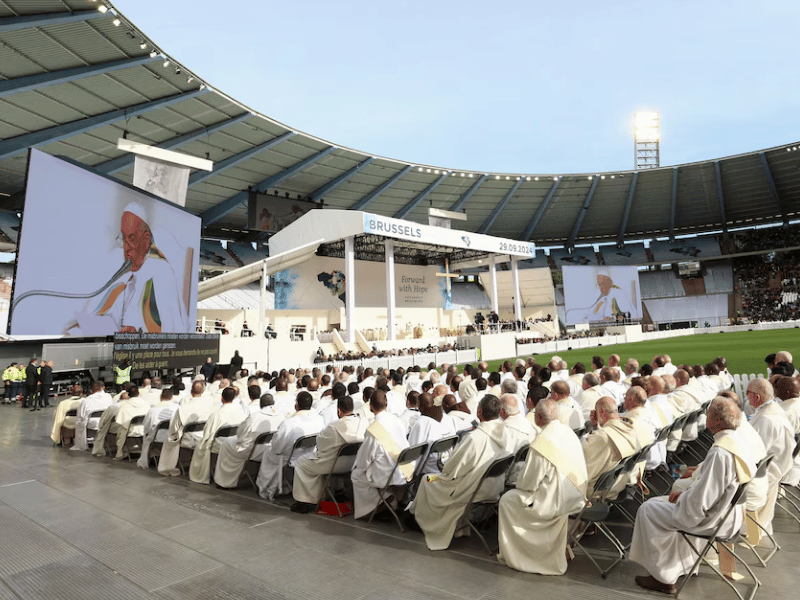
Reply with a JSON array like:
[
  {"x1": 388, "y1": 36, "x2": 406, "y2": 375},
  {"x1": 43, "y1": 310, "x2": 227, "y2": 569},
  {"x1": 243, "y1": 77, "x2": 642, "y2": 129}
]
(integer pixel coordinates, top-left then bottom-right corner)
[{"x1": 436, "y1": 258, "x2": 460, "y2": 293}]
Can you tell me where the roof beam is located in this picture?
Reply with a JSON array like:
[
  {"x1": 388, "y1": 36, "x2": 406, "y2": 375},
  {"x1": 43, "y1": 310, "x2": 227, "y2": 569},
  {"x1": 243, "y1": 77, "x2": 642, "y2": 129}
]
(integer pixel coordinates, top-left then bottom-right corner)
[
  {"x1": 0, "y1": 56, "x2": 160, "y2": 100},
  {"x1": 714, "y1": 161, "x2": 727, "y2": 235},
  {"x1": 616, "y1": 171, "x2": 639, "y2": 245},
  {"x1": 0, "y1": 10, "x2": 99, "y2": 33},
  {"x1": 520, "y1": 179, "x2": 559, "y2": 240},
  {"x1": 449, "y1": 174, "x2": 487, "y2": 212},
  {"x1": 477, "y1": 177, "x2": 524, "y2": 234},
  {"x1": 94, "y1": 113, "x2": 252, "y2": 175},
  {"x1": 759, "y1": 152, "x2": 787, "y2": 224},
  {"x1": 350, "y1": 164, "x2": 413, "y2": 211},
  {"x1": 669, "y1": 167, "x2": 678, "y2": 241},
  {"x1": 394, "y1": 173, "x2": 449, "y2": 219},
  {"x1": 188, "y1": 131, "x2": 296, "y2": 186},
  {"x1": 308, "y1": 156, "x2": 374, "y2": 202},
  {"x1": 0, "y1": 89, "x2": 208, "y2": 161},
  {"x1": 201, "y1": 146, "x2": 335, "y2": 226},
  {"x1": 566, "y1": 177, "x2": 600, "y2": 249}
]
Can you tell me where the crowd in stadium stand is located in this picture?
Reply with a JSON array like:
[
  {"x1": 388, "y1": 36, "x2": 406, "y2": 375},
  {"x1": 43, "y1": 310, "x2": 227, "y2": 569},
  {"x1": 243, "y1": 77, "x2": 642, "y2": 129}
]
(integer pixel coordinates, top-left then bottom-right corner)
[
  {"x1": 734, "y1": 249, "x2": 800, "y2": 322},
  {"x1": 49, "y1": 347, "x2": 800, "y2": 588},
  {"x1": 733, "y1": 223, "x2": 800, "y2": 252}
]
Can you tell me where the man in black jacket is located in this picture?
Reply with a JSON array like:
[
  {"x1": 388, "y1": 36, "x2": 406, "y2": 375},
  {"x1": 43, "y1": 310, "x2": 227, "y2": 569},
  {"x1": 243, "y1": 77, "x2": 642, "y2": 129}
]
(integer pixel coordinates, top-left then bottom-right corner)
[
  {"x1": 40, "y1": 360, "x2": 53, "y2": 408},
  {"x1": 25, "y1": 358, "x2": 40, "y2": 411}
]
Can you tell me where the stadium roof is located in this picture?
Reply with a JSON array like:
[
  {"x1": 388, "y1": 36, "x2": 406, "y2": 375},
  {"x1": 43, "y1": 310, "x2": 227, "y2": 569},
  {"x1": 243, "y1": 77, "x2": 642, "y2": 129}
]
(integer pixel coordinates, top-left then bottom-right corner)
[{"x1": 2, "y1": 1, "x2": 800, "y2": 250}]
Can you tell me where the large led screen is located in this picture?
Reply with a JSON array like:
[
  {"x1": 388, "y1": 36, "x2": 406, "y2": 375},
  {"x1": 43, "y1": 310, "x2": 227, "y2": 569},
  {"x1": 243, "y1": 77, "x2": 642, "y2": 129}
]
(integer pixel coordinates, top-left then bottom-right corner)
[
  {"x1": 562, "y1": 265, "x2": 642, "y2": 324},
  {"x1": 9, "y1": 150, "x2": 200, "y2": 336}
]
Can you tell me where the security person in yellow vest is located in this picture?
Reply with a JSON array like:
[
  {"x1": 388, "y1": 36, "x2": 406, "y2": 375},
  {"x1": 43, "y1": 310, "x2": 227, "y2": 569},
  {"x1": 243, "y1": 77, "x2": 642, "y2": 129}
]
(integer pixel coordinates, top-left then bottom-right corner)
[
  {"x1": 114, "y1": 359, "x2": 132, "y2": 392},
  {"x1": 2, "y1": 363, "x2": 16, "y2": 404},
  {"x1": 12, "y1": 363, "x2": 25, "y2": 404}
]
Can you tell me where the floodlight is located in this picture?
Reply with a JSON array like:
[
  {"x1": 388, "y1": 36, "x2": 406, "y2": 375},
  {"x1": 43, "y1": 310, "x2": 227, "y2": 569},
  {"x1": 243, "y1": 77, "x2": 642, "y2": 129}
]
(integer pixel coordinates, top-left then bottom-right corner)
[
  {"x1": 634, "y1": 110, "x2": 661, "y2": 169},
  {"x1": 98, "y1": 5, "x2": 109, "y2": 13}
]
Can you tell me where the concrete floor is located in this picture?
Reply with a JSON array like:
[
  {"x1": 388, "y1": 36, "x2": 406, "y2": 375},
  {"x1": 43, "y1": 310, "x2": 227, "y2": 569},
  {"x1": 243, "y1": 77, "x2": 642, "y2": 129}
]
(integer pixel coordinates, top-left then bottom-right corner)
[{"x1": 1, "y1": 402, "x2": 797, "y2": 600}]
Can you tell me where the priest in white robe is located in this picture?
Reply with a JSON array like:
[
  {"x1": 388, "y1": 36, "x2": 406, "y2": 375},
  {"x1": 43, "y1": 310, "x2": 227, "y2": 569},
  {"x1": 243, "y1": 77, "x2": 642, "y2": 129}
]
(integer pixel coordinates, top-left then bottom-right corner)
[
  {"x1": 549, "y1": 381, "x2": 583, "y2": 430},
  {"x1": 213, "y1": 393, "x2": 284, "y2": 488},
  {"x1": 630, "y1": 397, "x2": 756, "y2": 594},
  {"x1": 408, "y1": 393, "x2": 456, "y2": 475},
  {"x1": 94, "y1": 384, "x2": 151, "y2": 459},
  {"x1": 50, "y1": 385, "x2": 84, "y2": 445},
  {"x1": 188, "y1": 387, "x2": 246, "y2": 484},
  {"x1": 498, "y1": 400, "x2": 588, "y2": 574},
  {"x1": 352, "y1": 390, "x2": 411, "y2": 519},
  {"x1": 70, "y1": 382, "x2": 113, "y2": 451},
  {"x1": 136, "y1": 388, "x2": 179, "y2": 469},
  {"x1": 442, "y1": 396, "x2": 475, "y2": 433},
  {"x1": 747, "y1": 378, "x2": 796, "y2": 534},
  {"x1": 409, "y1": 394, "x2": 512, "y2": 551},
  {"x1": 157, "y1": 383, "x2": 216, "y2": 476},
  {"x1": 291, "y1": 396, "x2": 368, "y2": 511},
  {"x1": 257, "y1": 391, "x2": 324, "y2": 499}
]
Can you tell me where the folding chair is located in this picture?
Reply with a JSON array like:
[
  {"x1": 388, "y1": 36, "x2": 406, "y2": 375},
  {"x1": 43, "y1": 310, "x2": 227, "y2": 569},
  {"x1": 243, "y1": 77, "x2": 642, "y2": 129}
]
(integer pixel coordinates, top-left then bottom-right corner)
[
  {"x1": 606, "y1": 445, "x2": 652, "y2": 524},
  {"x1": 147, "y1": 419, "x2": 171, "y2": 467},
  {"x1": 504, "y1": 444, "x2": 530, "y2": 491},
  {"x1": 740, "y1": 455, "x2": 779, "y2": 566},
  {"x1": 643, "y1": 423, "x2": 675, "y2": 494},
  {"x1": 244, "y1": 431, "x2": 274, "y2": 489},
  {"x1": 282, "y1": 434, "x2": 318, "y2": 495},
  {"x1": 569, "y1": 463, "x2": 628, "y2": 578},
  {"x1": 410, "y1": 435, "x2": 459, "y2": 497},
  {"x1": 177, "y1": 421, "x2": 207, "y2": 475},
  {"x1": 677, "y1": 408, "x2": 709, "y2": 463},
  {"x1": 319, "y1": 441, "x2": 362, "y2": 516},
  {"x1": 674, "y1": 473, "x2": 760, "y2": 600},
  {"x1": 777, "y1": 436, "x2": 800, "y2": 526},
  {"x1": 57, "y1": 408, "x2": 78, "y2": 447},
  {"x1": 460, "y1": 453, "x2": 516, "y2": 555},
  {"x1": 456, "y1": 428, "x2": 472, "y2": 444},
  {"x1": 367, "y1": 442, "x2": 427, "y2": 532},
  {"x1": 119, "y1": 414, "x2": 146, "y2": 461},
  {"x1": 85, "y1": 409, "x2": 106, "y2": 447},
  {"x1": 209, "y1": 425, "x2": 239, "y2": 479}
]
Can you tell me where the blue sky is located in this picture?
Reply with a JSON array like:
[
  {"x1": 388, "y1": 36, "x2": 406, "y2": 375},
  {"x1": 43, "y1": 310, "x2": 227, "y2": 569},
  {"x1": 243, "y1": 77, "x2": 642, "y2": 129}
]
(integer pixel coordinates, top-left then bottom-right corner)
[{"x1": 118, "y1": 0, "x2": 799, "y2": 175}]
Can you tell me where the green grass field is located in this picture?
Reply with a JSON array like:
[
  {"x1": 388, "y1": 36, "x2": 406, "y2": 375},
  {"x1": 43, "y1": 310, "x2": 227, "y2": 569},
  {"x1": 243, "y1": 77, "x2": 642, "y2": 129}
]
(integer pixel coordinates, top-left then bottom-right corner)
[{"x1": 483, "y1": 329, "x2": 800, "y2": 377}]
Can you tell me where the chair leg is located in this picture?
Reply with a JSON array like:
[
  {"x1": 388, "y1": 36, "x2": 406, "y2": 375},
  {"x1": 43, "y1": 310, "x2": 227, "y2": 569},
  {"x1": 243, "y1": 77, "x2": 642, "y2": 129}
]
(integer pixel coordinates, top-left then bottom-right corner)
[{"x1": 742, "y1": 513, "x2": 780, "y2": 566}]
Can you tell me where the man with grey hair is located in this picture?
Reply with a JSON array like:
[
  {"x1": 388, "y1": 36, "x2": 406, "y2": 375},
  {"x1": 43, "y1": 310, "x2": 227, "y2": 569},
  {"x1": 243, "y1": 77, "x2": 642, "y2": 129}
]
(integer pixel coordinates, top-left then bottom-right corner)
[
  {"x1": 410, "y1": 395, "x2": 512, "y2": 550},
  {"x1": 578, "y1": 373, "x2": 603, "y2": 420},
  {"x1": 500, "y1": 393, "x2": 536, "y2": 454},
  {"x1": 622, "y1": 358, "x2": 640, "y2": 387},
  {"x1": 747, "y1": 377, "x2": 795, "y2": 535},
  {"x1": 548, "y1": 381, "x2": 582, "y2": 430},
  {"x1": 498, "y1": 399, "x2": 588, "y2": 574},
  {"x1": 630, "y1": 397, "x2": 756, "y2": 594}
]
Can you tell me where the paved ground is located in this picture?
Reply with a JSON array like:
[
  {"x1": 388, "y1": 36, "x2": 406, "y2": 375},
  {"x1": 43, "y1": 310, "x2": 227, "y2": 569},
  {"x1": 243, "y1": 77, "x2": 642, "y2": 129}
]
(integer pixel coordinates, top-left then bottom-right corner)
[{"x1": 0, "y1": 402, "x2": 796, "y2": 600}]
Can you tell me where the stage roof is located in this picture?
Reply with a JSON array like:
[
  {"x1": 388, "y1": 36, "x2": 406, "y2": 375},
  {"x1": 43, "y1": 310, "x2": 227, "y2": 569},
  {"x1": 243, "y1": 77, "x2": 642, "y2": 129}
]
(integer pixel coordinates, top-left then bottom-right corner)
[{"x1": 2, "y1": 1, "x2": 800, "y2": 249}]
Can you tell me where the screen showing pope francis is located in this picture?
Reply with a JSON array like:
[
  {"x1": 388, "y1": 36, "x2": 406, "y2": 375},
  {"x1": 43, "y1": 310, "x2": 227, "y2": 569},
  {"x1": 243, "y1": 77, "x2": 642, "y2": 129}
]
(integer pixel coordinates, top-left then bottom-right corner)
[
  {"x1": 562, "y1": 265, "x2": 642, "y2": 325},
  {"x1": 9, "y1": 150, "x2": 200, "y2": 336}
]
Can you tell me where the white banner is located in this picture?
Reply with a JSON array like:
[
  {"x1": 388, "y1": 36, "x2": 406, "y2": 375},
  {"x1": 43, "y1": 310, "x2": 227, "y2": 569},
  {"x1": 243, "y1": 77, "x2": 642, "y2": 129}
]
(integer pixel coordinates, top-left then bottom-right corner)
[{"x1": 363, "y1": 213, "x2": 535, "y2": 258}]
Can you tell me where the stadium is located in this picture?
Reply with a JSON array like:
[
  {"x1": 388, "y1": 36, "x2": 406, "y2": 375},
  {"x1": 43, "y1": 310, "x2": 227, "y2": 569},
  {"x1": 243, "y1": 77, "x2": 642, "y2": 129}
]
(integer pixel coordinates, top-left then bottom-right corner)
[{"x1": 0, "y1": 2, "x2": 799, "y2": 600}]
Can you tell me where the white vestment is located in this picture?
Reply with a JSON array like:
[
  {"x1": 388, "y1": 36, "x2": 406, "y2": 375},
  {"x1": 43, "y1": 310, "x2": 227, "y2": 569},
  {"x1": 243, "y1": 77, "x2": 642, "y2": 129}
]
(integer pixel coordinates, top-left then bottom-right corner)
[
  {"x1": 136, "y1": 401, "x2": 178, "y2": 469},
  {"x1": 157, "y1": 395, "x2": 216, "y2": 476},
  {"x1": 256, "y1": 410, "x2": 324, "y2": 499},
  {"x1": 498, "y1": 421, "x2": 588, "y2": 574},
  {"x1": 351, "y1": 411, "x2": 410, "y2": 519},
  {"x1": 410, "y1": 419, "x2": 512, "y2": 550},
  {"x1": 50, "y1": 396, "x2": 83, "y2": 444},
  {"x1": 408, "y1": 415, "x2": 456, "y2": 475},
  {"x1": 213, "y1": 407, "x2": 284, "y2": 488},
  {"x1": 188, "y1": 403, "x2": 246, "y2": 484},
  {"x1": 292, "y1": 414, "x2": 368, "y2": 504},
  {"x1": 71, "y1": 392, "x2": 113, "y2": 451},
  {"x1": 629, "y1": 430, "x2": 755, "y2": 585}
]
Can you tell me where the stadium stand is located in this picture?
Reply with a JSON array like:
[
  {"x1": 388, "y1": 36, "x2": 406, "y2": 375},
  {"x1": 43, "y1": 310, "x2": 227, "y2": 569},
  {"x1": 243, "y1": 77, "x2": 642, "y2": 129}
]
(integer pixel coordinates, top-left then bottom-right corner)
[
  {"x1": 638, "y1": 270, "x2": 687, "y2": 299},
  {"x1": 549, "y1": 247, "x2": 598, "y2": 266},
  {"x1": 450, "y1": 281, "x2": 490, "y2": 309},
  {"x1": 649, "y1": 236, "x2": 721, "y2": 262},
  {"x1": 200, "y1": 240, "x2": 238, "y2": 271},
  {"x1": 227, "y1": 243, "x2": 267, "y2": 267},
  {"x1": 600, "y1": 242, "x2": 649, "y2": 265},
  {"x1": 197, "y1": 282, "x2": 272, "y2": 311}
]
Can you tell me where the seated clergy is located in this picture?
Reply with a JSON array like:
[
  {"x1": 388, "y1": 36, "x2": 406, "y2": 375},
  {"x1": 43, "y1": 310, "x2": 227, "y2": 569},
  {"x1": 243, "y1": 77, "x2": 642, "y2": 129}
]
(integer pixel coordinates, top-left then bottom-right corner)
[
  {"x1": 351, "y1": 390, "x2": 411, "y2": 519},
  {"x1": 442, "y1": 394, "x2": 475, "y2": 433},
  {"x1": 93, "y1": 384, "x2": 151, "y2": 459},
  {"x1": 70, "y1": 381, "x2": 113, "y2": 452},
  {"x1": 290, "y1": 396, "x2": 369, "y2": 512},
  {"x1": 213, "y1": 393, "x2": 285, "y2": 488},
  {"x1": 409, "y1": 394, "x2": 512, "y2": 551},
  {"x1": 136, "y1": 388, "x2": 179, "y2": 469},
  {"x1": 498, "y1": 399, "x2": 588, "y2": 575},
  {"x1": 408, "y1": 393, "x2": 457, "y2": 475},
  {"x1": 189, "y1": 387, "x2": 248, "y2": 484},
  {"x1": 548, "y1": 381, "x2": 583, "y2": 430},
  {"x1": 257, "y1": 391, "x2": 324, "y2": 499},
  {"x1": 629, "y1": 397, "x2": 756, "y2": 594},
  {"x1": 50, "y1": 384, "x2": 84, "y2": 446},
  {"x1": 157, "y1": 381, "x2": 217, "y2": 476},
  {"x1": 582, "y1": 396, "x2": 652, "y2": 498}
]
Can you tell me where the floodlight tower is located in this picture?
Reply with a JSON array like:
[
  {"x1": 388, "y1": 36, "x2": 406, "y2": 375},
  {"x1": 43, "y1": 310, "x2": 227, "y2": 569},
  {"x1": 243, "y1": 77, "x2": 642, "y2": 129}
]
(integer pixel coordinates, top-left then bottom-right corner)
[{"x1": 634, "y1": 110, "x2": 660, "y2": 169}]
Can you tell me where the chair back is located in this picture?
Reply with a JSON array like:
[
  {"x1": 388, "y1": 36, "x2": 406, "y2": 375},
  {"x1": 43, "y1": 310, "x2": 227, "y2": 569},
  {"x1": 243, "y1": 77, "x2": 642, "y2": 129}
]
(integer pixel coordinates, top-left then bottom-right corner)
[
  {"x1": 397, "y1": 442, "x2": 428, "y2": 466},
  {"x1": 330, "y1": 441, "x2": 362, "y2": 474},
  {"x1": 214, "y1": 425, "x2": 238, "y2": 440},
  {"x1": 129, "y1": 414, "x2": 145, "y2": 427},
  {"x1": 456, "y1": 428, "x2": 472, "y2": 444},
  {"x1": 464, "y1": 453, "x2": 516, "y2": 506},
  {"x1": 793, "y1": 436, "x2": 800, "y2": 460},
  {"x1": 430, "y1": 435, "x2": 459, "y2": 456},
  {"x1": 89, "y1": 409, "x2": 105, "y2": 420},
  {"x1": 755, "y1": 454, "x2": 774, "y2": 479},
  {"x1": 670, "y1": 413, "x2": 689, "y2": 432},
  {"x1": 183, "y1": 421, "x2": 206, "y2": 434},
  {"x1": 573, "y1": 427, "x2": 587, "y2": 438},
  {"x1": 253, "y1": 431, "x2": 274, "y2": 446},
  {"x1": 155, "y1": 419, "x2": 171, "y2": 432},
  {"x1": 593, "y1": 463, "x2": 626, "y2": 502},
  {"x1": 654, "y1": 424, "x2": 672, "y2": 443},
  {"x1": 514, "y1": 444, "x2": 530, "y2": 464},
  {"x1": 287, "y1": 434, "x2": 318, "y2": 463},
  {"x1": 65, "y1": 408, "x2": 77, "y2": 417}
]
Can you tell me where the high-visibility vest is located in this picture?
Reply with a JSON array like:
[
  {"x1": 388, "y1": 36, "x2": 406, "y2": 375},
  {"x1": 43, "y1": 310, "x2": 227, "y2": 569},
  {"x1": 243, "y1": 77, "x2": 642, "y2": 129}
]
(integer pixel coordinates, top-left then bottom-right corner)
[
  {"x1": 2, "y1": 368, "x2": 13, "y2": 383},
  {"x1": 13, "y1": 367, "x2": 25, "y2": 382},
  {"x1": 114, "y1": 364, "x2": 132, "y2": 384}
]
